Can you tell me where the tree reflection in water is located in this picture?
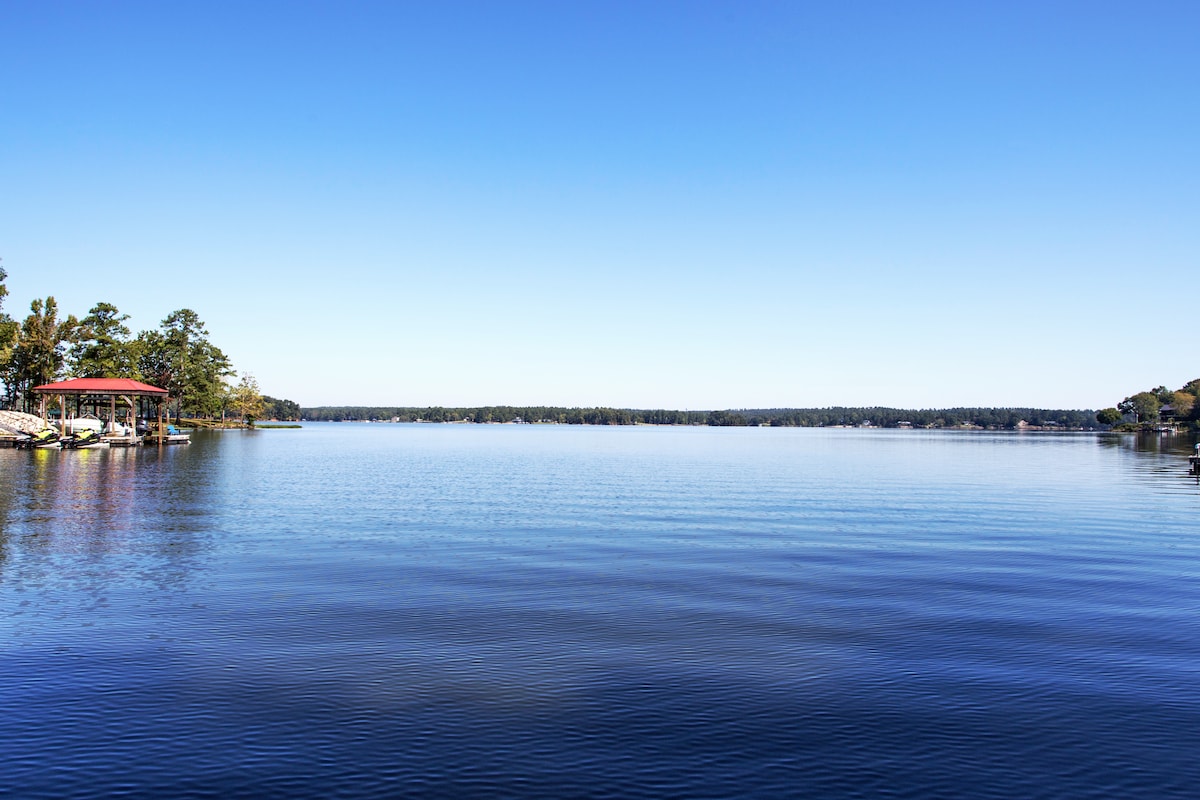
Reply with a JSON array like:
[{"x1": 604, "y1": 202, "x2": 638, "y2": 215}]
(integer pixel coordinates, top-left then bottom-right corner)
[{"x1": 0, "y1": 437, "x2": 218, "y2": 598}]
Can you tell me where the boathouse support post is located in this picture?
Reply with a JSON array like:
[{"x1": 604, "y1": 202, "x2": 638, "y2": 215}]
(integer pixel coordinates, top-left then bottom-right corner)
[{"x1": 121, "y1": 395, "x2": 133, "y2": 438}]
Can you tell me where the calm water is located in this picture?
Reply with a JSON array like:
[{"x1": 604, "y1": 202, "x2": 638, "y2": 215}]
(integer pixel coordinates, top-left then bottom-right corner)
[{"x1": 2, "y1": 425, "x2": 1199, "y2": 799}]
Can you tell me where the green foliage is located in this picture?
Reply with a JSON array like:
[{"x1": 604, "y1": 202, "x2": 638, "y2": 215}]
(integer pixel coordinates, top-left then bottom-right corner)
[
  {"x1": 1118, "y1": 392, "x2": 1161, "y2": 423},
  {"x1": 0, "y1": 268, "x2": 17, "y2": 403},
  {"x1": 1108, "y1": 379, "x2": 1200, "y2": 427},
  {"x1": 1177, "y1": 379, "x2": 1200, "y2": 422},
  {"x1": 1096, "y1": 408, "x2": 1123, "y2": 426},
  {"x1": 68, "y1": 302, "x2": 137, "y2": 378},
  {"x1": 262, "y1": 395, "x2": 301, "y2": 421},
  {"x1": 707, "y1": 410, "x2": 748, "y2": 426},
  {"x1": 229, "y1": 373, "x2": 266, "y2": 426},
  {"x1": 6, "y1": 297, "x2": 78, "y2": 411},
  {"x1": 149, "y1": 309, "x2": 234, "y2": 420},
  {"x1": 135, "y1": 329, "x2": 171, "y2": 388},
  {"x1": 1167, "y1": 391, "x2": 1195, "y2": 421}
]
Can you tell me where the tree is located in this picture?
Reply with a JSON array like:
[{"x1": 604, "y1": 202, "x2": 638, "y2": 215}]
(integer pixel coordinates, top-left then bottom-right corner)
[
  {"x1": 0, "y1": 267, "x2": 17, "y2": 406},
  {"x1": 139, "y1": 309, "x2": 233, "y2": 420},
  {"x1": 68, "y1": 302, "x2": 137, "y2": 378},
  {"x1": 1118, "y1": 392, "x2": 1161, "y2": 424},
  {"x1": 1180, "y1": 381, "x2": 1200, "y2": 421},
  {"x1": 1095, "y1": 408, "x2": 1123, "y2": 426},
  {"x1": 229, "y1": 373, "x2": 265, "y2": 427},
  {"x1": 135, "y1": 329, "x2": 171, "y2": 389},
  {"x1": 7, "y1": 297, "x2": 78, "y2": 411},
  {"x1": 262, "y1": 395, "x2": 301, "y2": 421},
  {"x1": 1166, "y1": 391, "x2": 1194, "y2": 421}
]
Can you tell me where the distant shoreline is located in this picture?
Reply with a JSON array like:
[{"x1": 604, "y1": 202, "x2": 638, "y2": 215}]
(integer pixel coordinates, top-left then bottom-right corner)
[{"x1": 298, "y1": 405, "x2": 1103, "y2": 431}]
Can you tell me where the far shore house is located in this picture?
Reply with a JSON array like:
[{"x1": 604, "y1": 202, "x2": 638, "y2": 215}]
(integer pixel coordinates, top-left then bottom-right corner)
[{"x1": 30, "y1": 377, "x2": 170, "y2": 439}]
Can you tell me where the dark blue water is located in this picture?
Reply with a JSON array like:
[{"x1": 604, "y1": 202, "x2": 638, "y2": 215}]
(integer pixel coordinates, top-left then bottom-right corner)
[{"x1": 2, "y1": 425, "x2": 1198, "y2": 798}]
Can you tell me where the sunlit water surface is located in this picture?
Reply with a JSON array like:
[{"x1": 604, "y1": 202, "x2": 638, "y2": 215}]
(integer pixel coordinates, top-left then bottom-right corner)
[{"x1": 2, "y1": 425, "x2": 1199, "y2": 798}]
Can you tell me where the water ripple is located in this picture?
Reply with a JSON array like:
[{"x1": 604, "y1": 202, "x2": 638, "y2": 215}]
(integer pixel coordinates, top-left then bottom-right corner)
[{"x1": 1, "y1": 427, "x2": 1198, "y2": 798}]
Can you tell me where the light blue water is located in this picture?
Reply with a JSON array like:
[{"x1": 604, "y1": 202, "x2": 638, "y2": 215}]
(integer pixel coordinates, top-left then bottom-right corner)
[{"x1": 2, "y1": 425, "x2": 1198, "y2": 798}]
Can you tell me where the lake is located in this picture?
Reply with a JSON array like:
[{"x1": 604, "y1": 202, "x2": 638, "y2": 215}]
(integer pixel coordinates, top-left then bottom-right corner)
[{"x1": 2, "y1": 424, "x2": 1199, "y2": 799}]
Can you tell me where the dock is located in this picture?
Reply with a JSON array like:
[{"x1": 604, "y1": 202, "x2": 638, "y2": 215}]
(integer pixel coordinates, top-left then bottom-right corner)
[
  {"x1": 24, "y1": 377, "x2": 187, "y2": 448},
  {"x1": 104, "y1": 435, "x2": 142, "y2": 448}
]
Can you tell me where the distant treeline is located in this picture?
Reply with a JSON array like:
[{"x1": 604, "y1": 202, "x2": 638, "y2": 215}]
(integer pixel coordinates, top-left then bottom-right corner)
[
  {"x1": 301, "y1": 406, "x2": 1098, "y2": 429},
  {"x1": 264, "y1": 396, "x2": 301, "y2": 421}
]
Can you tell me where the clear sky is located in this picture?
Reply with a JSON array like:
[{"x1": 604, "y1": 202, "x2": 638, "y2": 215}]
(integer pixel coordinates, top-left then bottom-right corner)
[{"x1": 2, "y1": 1, "x2": 1196, "y2": 409}]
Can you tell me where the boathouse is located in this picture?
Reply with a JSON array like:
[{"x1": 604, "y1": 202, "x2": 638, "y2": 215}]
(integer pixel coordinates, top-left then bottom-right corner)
[{"x1": 30, "y1": 377, "x2": 170, "y2": 446}]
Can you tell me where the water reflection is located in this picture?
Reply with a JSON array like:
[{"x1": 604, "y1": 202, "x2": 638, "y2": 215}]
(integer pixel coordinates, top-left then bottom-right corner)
[
  {"x1": 1095, "y1": 431, "x2": 1200, "y2": 488},
  {"x1": 0, "y1": 441, "x2": 218, "y2": 592},
  {"x1": 0, "y1": 452, "x2": 12, "y2": 570},
  {"x1": 1097, "y1": 430, "x2": 1200, "y2": 456}
]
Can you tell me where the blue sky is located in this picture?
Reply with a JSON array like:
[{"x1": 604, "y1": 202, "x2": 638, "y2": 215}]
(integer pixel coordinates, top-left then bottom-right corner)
[{"x1": 2, "y1": 1, "x2": 1196, "y2": 409}]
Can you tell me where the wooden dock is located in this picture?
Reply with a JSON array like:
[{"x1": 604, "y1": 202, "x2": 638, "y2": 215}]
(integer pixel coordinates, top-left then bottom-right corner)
[{"x1": 103, "y1": 435, "x2": 141, "y2": 447}]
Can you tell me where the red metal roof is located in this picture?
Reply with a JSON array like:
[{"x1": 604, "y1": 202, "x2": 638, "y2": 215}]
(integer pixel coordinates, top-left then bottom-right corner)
[{"x1": 31, "y1": 377, "x2": 169, "y2": 396}]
